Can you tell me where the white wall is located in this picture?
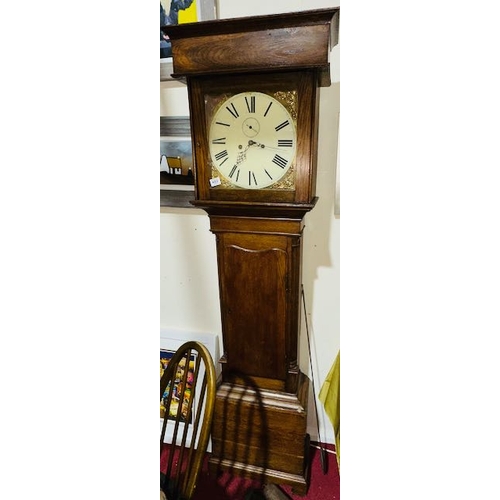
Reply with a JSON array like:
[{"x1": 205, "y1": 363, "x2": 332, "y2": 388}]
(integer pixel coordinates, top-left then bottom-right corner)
[{"x1": 160, "y1": 0, "x2": 340, "y2": 444}]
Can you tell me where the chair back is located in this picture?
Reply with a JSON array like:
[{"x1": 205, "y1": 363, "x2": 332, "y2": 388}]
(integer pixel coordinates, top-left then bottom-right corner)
[{"x1": 160, "y1": 341, "x2": 216, "y2": 500}]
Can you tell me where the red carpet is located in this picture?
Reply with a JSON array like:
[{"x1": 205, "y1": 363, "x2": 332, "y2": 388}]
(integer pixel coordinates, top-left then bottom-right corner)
[{"x1": 161, "y1": 442, "x2": 339, "y2": 500}]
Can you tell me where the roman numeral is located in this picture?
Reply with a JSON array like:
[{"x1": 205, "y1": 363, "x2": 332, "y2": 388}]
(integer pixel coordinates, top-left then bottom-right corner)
[
  {"x1": 212, "y1": 138, "x2": 226, "y2": 144},
  {"x1": 264, "y1": 102, "x2": 273, "y2": 117},
  {"x1": 278, "y1": 139, "x2": 293, "y2": 147},
  {"x1": 229, "y1": 165, "x2": 238, "y2": 178},
  {"x1": 265, "y1": 169, "x2": 273, "y2": 180},
  {"x1": 272, "y1": 154, "x2": 288, "y2": 169},
  {"x1": 215, "y1": 150, "x2": 228, "y2": 161},
  {"x1": 226, "y1": 103, "x2": 239, "y2": 119},
  {"x1": 275, "y1": 120, "x2": 290, "y2": 132},
  {"x1": 245, "y1": 96, "x2": 256, "y2": 113},
  {"x1": 249, "y1": 171, "x2": 257, "y2": 186},
  {"x1": 216, "y1": 121, "x2": 230, "y2": 127}
]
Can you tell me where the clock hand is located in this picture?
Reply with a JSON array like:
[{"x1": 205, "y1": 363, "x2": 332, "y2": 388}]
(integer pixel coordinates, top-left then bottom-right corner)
[
  {"x1": 235, "y1": 141, "x2": 252, "y2": 165},
  {"x1": 249, "y1": 140, "x2": 282, "y2": 151},
  {"x1": 235, "y1": 139, "x2": 271, "y2": 165},
  {"x1": 235, "y1": 140, "x2": 256, "y2": 163}
]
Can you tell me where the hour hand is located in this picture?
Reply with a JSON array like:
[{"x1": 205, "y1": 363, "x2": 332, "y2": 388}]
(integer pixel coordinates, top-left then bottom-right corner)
[
  {"x1": 248, "y1": 140, "x2": 265, "y2": 149},
  {"x1": 249, "y1": 140, "x2": 278, "y2": 151}
]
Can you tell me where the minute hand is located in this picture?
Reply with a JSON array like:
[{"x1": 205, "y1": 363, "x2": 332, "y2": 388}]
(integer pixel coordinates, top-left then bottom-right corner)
[{"x1": 249, "y1": 140, "x2": 287, "y2": 152}]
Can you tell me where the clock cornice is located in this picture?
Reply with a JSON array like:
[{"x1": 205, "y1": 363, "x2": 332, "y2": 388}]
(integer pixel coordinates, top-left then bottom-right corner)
[{"x1": 161, "y1": 8, "x2": 339, "y2": 86}]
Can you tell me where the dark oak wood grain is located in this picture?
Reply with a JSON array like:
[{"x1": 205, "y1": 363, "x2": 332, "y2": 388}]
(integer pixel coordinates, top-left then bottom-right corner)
[
  {"x1": 162, "y1": 8, "x2": 340, "y2": 494},
  {"x1": 162, "y1": 8, "x2": 339, "y2": 86},
  {"x1": 212, "y1": 216, "x2": 304, "y2": 391},
  {"x1": 187, "y1": 71, "x2": 321, "y2": 206},
  {"x1": 209, "y1": 374, "x2": 310, "y2": 496}
]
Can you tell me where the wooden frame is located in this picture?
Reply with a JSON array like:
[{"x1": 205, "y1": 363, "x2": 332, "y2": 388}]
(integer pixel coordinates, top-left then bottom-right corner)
[
  {"x1": 160, "y1": 348, "x2": 196, "y2": 422},
  {"x1": 159, "y1": 329, "x2": 219, "y2": 449},
  {"x1": 160, "y1": 116, "x2": 196, "y2": 208},
  {"x1": 160, "y1": 2, "x2": 219, "y2": 206},
  {"x1": 160, "y1": 340, "x2": 217, "y2": 500},
  {"x1": 188, "y1": 71, "x2": 320, "y2": 207}
]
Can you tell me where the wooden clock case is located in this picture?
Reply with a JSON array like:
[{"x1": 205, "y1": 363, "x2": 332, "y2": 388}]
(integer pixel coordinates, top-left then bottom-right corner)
[
  {"x1": 162, "y1": 8, "x2": 339, "y2": 495},
  {"x1": 189, "y1": 70, "x2": 319, "y2": 207}
]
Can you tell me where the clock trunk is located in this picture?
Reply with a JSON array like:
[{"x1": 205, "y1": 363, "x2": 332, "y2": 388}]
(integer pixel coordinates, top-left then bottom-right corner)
[{"x1": 208, "y1": 214, "x2": 310, "y2": 494}]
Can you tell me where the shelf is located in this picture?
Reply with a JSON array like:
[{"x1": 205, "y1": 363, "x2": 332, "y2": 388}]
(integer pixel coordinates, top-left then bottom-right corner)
[
  {"x1": 160, "y1": 188, "x2": 195, "y2": 209},
  {"x1": 160, "y1": 59, "x2": 186, "y2": 87}
]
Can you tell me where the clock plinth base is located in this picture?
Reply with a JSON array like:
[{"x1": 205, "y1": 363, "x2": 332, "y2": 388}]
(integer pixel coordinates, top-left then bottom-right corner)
[{"x1": 209, "y1": 372, "x2": 310, "y2": 496}]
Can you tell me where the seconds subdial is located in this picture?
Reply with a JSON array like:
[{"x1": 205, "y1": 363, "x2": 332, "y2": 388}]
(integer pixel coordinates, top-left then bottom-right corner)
[{"x1": 242, "y1": 117, "x2": 260, "y2": 138}]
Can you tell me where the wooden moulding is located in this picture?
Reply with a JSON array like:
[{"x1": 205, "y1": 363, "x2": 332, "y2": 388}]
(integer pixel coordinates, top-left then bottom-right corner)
[
  {"x1": 208, "y1": 215, "x2": 304, "y2": 237},
  {"x1": 190, "y1": 198, "x2": 318, "y2": 219},
  {"x1": 162, "y1": 8, "x2": 339, "y2": 86}
]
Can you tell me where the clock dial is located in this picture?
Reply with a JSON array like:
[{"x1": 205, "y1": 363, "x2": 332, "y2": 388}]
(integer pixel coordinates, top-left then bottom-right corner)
[{"x1": 208, "y1": 92, "x2": 297, "y2": 189}]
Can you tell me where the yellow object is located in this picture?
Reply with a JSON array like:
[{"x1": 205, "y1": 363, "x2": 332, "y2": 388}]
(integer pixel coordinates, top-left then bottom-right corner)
[
  {"x1": 178, "y1": 0, "x2": 198, "y2": 24},
  {"x1": 319, "y1": 351, "x2": 340, "y2": 468}
]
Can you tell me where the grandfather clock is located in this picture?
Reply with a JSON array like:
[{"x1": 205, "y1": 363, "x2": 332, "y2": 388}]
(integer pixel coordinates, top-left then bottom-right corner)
[{"x1": 162, "y1": 8, "x2": 339, "y2": 495}]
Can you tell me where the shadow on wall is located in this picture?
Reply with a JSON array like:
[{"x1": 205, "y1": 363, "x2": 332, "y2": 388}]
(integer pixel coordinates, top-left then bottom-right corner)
[
  {"x1": 303, "y1": 81, "x2": 340, "y2": 280},
  {"x1": 300, "y1": 81, "x2": 340, "y2": 443}
]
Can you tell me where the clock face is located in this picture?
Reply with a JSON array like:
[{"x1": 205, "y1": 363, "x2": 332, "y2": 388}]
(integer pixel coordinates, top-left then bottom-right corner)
[{"x1": 208, "y1": 92, "x2": 297, "y2": 189}]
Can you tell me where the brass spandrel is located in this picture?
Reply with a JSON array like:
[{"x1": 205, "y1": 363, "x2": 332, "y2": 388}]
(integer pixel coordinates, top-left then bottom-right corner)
[
  {"x1": 211, "y1": 166, "x2": 295, "y2": 190},
  {"x1": 273, "y1": 91, "x2": 298, "y2": 121}
]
